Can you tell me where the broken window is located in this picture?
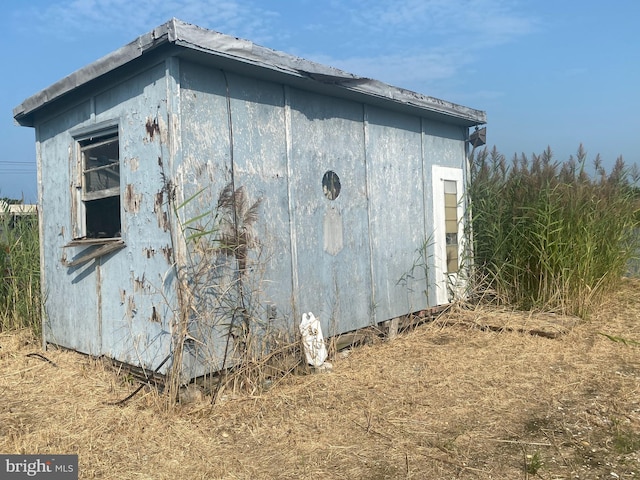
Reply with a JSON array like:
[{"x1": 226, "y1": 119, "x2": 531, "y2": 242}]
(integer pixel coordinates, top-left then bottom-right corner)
[
  {"x1": 444, "y1": 180, "x2": 458, "y2": 273},
  {"x1": 78, "y1": 130, "x2": 121, "y2": 239}
]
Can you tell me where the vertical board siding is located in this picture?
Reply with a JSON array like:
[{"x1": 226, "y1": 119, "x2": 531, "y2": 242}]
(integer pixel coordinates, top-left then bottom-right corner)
[
  {"x1": 94, "y1": 62, "x2": 174, "y2": 370},
  {"x1": 35, "y1": 54, "x2": 472, "y2": 376},
  {"x1": 38, "y1": 101, "x2": 99, "y2": 354},
  {"x1": 177, "y1": 61, "x2": 234, "y2": 373},
  {"x1": 226, "y1": 73, "x2": 294, "y2": 328},
  {"x1": 179, "y1": 62, "x2": 232, "y2": 192},
  {"x1": 39, "y1": 62, "x2": 177, "y2": 371},
  {"x1": 365, "y1": 106, "x2": 427, "y2": 321},
  {"x1": 288, "y1": 89, "x2": 373, "y2": 336}
]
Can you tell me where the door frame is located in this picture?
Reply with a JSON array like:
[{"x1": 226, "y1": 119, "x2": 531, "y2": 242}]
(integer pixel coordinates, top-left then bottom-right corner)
[{"x1": 432, "y1": 165, "x2": 465, "y2": 305}]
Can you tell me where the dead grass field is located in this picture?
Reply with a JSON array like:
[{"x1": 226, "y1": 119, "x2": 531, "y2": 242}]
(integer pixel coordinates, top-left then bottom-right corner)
[{"x1": 2, "y1": 279, "x2": 640, "y2": 479}]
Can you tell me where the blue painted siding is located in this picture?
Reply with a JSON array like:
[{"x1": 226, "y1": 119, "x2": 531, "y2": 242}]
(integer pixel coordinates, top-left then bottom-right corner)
[
  {"x1": 39, "y1": 62, "x2": 177, "y2": 372},
  {"x1": 365, "y1": 106, "x2": 427, "y2": 322},
  {"x1": 35, "y1": 55, "x2": 472, "y2": 376},
  {"x1": 38, "y1": 101, "x2": 98, "y2": 355},
  {"x1": 288, "y1": 89, "x2": 373, "y2": 337}
]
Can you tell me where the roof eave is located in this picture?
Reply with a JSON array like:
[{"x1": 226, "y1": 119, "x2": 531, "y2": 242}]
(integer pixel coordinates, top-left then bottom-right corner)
[
  {"x1": 169, "y1": 20, "x2": 485, "y2": 125},
  {"x1": 13, "y1": 18, "x2": 486, "y2": 128},
  {"x1": 13, "y1": 20, "x2": 178, "y2": 127}
]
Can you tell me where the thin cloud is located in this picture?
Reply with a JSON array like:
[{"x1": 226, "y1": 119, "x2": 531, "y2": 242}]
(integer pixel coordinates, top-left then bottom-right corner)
[
  {"x1": 14, "y1": 0, "x2": 281, "y2": 44},
  {"x1": 12, "y1": 0, "x2": 538, "y2": 100},
  {"x1": 302, "y1": 0, "x2": 539, "y2": 98},
  {"x1": 347, "y1": 0, "x2": 538, "y2": 48},
  {"x1": 310, "y1": 49, "x2": 470, "y2": 92}
]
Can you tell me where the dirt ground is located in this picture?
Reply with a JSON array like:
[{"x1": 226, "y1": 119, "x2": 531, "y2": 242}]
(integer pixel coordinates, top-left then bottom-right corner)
[{"x1": 1, "y1": 280, "x2": 640, "y2": 479}]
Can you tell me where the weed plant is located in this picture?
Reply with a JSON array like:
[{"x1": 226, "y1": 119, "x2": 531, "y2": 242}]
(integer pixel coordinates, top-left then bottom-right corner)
[
  {"x1": 612, "y1": 418, "x2": 640, "y2": 454},
  {"x1": 164, "y1": 181, "x2": 296, "y2": 405},
  {"x1": 524, "y1": 451, "x2": 543, "y2": 476},
  {"x1": 0, "y1": 206, "x2": 40, "y2": 333},
  {"x1": 468, "y1": 145, "x2": 640, "y2": 318}
]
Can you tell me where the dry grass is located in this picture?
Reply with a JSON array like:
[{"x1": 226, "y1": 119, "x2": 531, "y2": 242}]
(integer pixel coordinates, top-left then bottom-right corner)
[{"x1": 2, "y1": 280, "x2": 640, "y2": 479}]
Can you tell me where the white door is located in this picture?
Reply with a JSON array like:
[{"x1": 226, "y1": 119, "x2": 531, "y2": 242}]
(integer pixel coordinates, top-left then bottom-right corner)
[{"x1": 432, "y1": 166, "x2": 465, "y2": 305}]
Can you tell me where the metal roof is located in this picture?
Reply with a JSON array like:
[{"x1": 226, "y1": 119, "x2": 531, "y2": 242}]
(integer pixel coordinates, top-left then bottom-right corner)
[{"x1": 13, "y1": 18, "x2": 486, "y2": 127}]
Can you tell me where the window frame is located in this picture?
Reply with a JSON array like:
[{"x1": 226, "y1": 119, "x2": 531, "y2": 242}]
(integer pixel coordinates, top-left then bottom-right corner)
[
  {"x1": 443, "y1": 180, "x2": 459, "y2": 274},
  {"x1": 70, "y1": 122, "x2": 122, "y2": 243}
]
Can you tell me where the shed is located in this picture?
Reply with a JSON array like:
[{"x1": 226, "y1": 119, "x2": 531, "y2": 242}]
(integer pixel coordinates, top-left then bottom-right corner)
[{"x1": 13, "y1": 19, "x2": 486, "y2": 379}]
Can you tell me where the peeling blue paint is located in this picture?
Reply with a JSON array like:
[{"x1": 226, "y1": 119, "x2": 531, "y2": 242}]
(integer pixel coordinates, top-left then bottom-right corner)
[{"x1": 14, "y1": 20, "x2": 484, "y2": 377}]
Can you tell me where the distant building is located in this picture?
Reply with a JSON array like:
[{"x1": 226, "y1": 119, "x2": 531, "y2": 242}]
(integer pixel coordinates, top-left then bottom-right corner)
[
  {"x1": 0, "y1": 201, "x2": 37, "y2": 237},
  {"x1": 13, "y1": 19, "x2": 485, "y2": 379},
  {"x1": 0, "y1": 201, "x2": 37, "y2": 216}
]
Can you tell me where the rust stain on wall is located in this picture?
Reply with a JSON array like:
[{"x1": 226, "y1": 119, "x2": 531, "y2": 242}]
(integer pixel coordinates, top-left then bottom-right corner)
[
  {"x1": 154, "y1": 191, "x2": 163, "y2": 212},
  {"x1": 144, "y1": 247, "x2": 156, "y2": 258},
  {"x1": 134, "y1": 274, "x2": 150, "y2": 294},
  {"x1": 161, "y1": 246, "x2": 173, "y2": 264},
  {"x1": 124, "y1": 184, "x2": 142, "y2": 213},
  {"x1": 154, "y1": 191, "x2": 169, "y2": 231},
  {"x1": 150, "y1": 306, "x2": 160, "y2": 323},
  {"x1": 120, "y1": 289, "x2": 126, "y2": 304},
  {"x1": 146, "y1": 117, "x2": 160, "y2": 140}
]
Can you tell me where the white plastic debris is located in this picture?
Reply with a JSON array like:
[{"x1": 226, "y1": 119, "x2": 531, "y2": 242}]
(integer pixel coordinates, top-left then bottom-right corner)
[{"x1": 299, "y1": 312, "x2": 328, "y2": 367}]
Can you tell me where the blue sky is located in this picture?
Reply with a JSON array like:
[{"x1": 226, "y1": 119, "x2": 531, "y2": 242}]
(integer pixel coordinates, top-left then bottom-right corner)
[{"x1": 1, "y1": 0, "x2": 638, "y2": 202}]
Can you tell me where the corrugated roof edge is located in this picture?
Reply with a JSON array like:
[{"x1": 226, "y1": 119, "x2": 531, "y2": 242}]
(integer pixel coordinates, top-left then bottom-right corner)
[{"x1": 13, "y1": 18, "x2": 486, "y2": 127}]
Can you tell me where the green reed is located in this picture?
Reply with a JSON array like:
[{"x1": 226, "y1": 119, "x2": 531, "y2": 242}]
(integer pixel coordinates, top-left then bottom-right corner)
[
  {"x1": 0, "y1": 206, "x2": 41, "y2": 333},
  {"x1": 468, "y1": 145, "x2": 640, "y2": 318}
]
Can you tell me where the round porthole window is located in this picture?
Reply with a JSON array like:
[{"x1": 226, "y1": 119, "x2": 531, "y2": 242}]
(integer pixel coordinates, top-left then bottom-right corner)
[{"x1": 322, "y1": 171, "x2": 341, "y2": 200}]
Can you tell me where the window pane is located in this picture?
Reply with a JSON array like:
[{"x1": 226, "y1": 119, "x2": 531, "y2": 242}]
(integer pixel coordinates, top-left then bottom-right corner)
[
  {"x1": 78, "y1": 132, "x2": 121, "y2": 239},
  {"x1": 444, "y1": 180, "x2": 459, "y2": 273},
  {"x1": 82, "y1": 138, "x2": 119, "y2": 194},
  {"x1": 446, "y1": 245, "x2": 459, "y2": 273},
  {"x1": 445, "y1": 204, "x2": 457, "y2": 221},
  {"x1": 444, "y1": 180, "x2": 457, "y2": 195},
  {"x1": 322, "y1": 171, "x2": 341, "y2": 200},
  {"x1": 444, "y1": 193, "x2": 457, "y2": 208},
  {"x1": 85, "y1": 196, "x2": 121, "y2": 238}
]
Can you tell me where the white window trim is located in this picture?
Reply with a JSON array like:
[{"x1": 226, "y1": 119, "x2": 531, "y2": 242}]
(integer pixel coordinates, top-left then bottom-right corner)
[{"x1": 70, "y1": 122, "x2": 120, "y2": 241}]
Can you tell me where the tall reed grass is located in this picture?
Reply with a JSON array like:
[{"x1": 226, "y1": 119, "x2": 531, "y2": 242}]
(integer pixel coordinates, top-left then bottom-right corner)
[
  {"x1": 468, "y1": 145, "x2": 640, "y2": 318},
  {"x1": 0, "y1": 205, "x2": 41, "y2": 333}
]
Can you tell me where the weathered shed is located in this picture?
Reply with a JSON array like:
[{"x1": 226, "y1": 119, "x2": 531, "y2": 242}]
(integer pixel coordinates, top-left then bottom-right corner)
[{"x1": 13, "y1": 19, "x2": 486, "y2": 378}]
